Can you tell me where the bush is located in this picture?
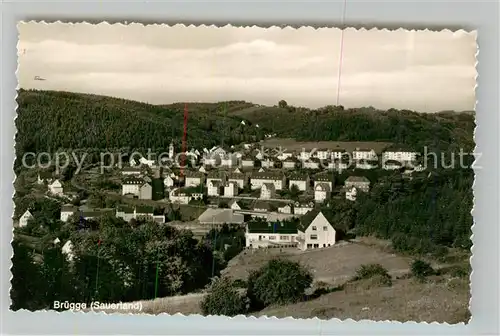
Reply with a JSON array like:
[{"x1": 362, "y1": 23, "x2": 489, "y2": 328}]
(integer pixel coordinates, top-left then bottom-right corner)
[
  {"x1": 410, "y1": 259, "x2": 435, "y2": 280},
  {"x1": 353, "y1": 263, "x2": 390, "y2": 281},
  {"x1": 246, "y1": 259, "x2": 313, "y2": 307},
  {"x1": 200, "y1": 277, "x2": 247, "y2": 316}
]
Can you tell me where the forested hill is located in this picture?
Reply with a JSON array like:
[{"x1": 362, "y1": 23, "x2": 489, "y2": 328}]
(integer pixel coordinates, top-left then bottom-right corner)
[{"x1": 15, "y1": 89, "x2": 475, "y2": 159}]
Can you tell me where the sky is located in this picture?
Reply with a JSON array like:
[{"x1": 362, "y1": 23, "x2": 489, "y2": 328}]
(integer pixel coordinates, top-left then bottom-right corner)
[{"x1": 18, "y1": 23, "x2": 477, "y2": 112}]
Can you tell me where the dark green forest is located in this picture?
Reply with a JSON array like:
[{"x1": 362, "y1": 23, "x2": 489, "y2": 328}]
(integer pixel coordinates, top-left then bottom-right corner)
[{"x1": 15, "y1": 90, "x2": 475, "y2": 162}]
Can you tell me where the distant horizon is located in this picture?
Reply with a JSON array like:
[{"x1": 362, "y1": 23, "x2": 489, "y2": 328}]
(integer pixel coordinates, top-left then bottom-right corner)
[
  {"x1": 18, "y1": 88, "x2": 475, "y2": 114},
  {"x1": 18, "y1": 24, "x2": 477, "y2": 113}
]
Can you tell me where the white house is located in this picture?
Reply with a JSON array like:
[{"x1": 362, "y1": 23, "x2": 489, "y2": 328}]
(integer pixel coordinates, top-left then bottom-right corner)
[
  {"x1": 314, "y1": 175, "x2": 334, "y2": 191},
  {"x1": 207, "y1": 180, "x2": 222, "y2": 196},
  {"x1": 382, "y1": 150, "x2": 419, "y2": 164},
  {"x1": 221, "y1": 154, "x2": 238, "y2": 168},
  {"x1": 288, "y1": 174, "x2": 309, "y2": 192},
  {"x1": 297, "y1": 150, "x2": 313, "y2": 161},
  {"x1": 60, "y1": 205, "x2": 79, "y2": 222},
  {"x1": 245, "y1": 220, "x2": 299, "y2": 249},
  {"x1": 229, "y1": 200, "x2": 241, "y2": 210},
  {"x1": 277, "y1": 151, "x2": 293, "y2": 161},
  {"x1": 314, "y1": 183, "x2": 331, "y2": 203},
  {"x1": 19, "y1": 210, "x2": 33, "y2": 228},
  {"x1": 331, "y1": 149, "x2": 347, "y2": 160},
  {"x1": 302, "y1": 159, "x2": 321, "y2": 170},
  {"x1": 250, "y1": 172, "x2": 286, "y2": 190},
  {"x1": 282, "y1": 157, "x2": 297, "y2": 169},
  {"x1": 344, "y1": 176, "x2": 370, "y2": 193},
  {"x1": 261, "y1": 158, "x2": 275, "y2": 169},
  {"x1": 139, "y1": 156, "x2": 156, "y2": 168},
  {"x1": 139, "y1": 183, "x2": 153, "y2": 200},
  {"x1": 169, "y1": 189, "x2": 191, "y2": 204},
  {"x1": 297, "y1": 209, "x2": 337, "y2": 250},
  {"x1": 49, "y1": 179, "x2": 64, "y2": 196},
  {"x1": 327, "y1": 159, "x2": 350, "y2": 171},
  {"x1": 164, "y1": 176, "x2": 175, "y2": 189},
  {"x1": 122, "y1": 177, "x2": 144, "y2": 197},
  {"x1": 185, "y1": 172, "x2": 205, "y2": 187},
  {"x1": 314, "y1": 148, "x2": 331, "y2": 161},
  {"x1": 278, "y1": 204, "x2": 292, "y2": 214},
  {"x1": 260, "y1": 183, "x2": 276, "y2": 200},
  {"x1": 227, "y1": 173, "x2": 247, "y2": 189},
  {"x1": 293, "y1": 202, "x2": 314, "y2": 215},
  {"x1": 224, "y1": 182, "x2": 239, "y2": 197},
  {"x1": 382, "y1": 160, "x2": 403, "y2": 170},
  {"x1": 353, "y1": 149, "x2": 378, "y2": 161},
  {"x1": 116, "y1": 205, "x2": 155, "y2": 221},
  {"x1": 241, "y1": 155, "x2": 255, "y2": 168}
]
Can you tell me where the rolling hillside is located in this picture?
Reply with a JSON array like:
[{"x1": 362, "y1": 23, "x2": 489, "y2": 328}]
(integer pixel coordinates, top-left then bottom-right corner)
[{"x1": 15, "y1": 90, "x2": 475, "y2": 161}]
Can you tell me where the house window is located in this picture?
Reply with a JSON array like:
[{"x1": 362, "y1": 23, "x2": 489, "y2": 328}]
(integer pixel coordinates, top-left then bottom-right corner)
[
  {"x1": 269, "y1": 235, "x2": 276, "y2": 240},
  {"x1": 323, "y1": 226, "x2": 328, "y2": 231},
  {"x1": 280, "y1": 236, "x2": 289, "y2": 240},
  {"x1": 310, "y1": 234, "x2": 318, "y2": 240},
  {"x1": 313, "y1": 244, "x2": 319, "y2": 248},
  {"x1": 312, "y1": 226, "x2": 317, "y2": 231},
  {"x1": 307, "y1": 244, "x2": 313, "y2": 249}
]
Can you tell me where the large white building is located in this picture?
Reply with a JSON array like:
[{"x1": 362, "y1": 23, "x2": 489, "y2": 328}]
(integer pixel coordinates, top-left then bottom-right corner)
[
  {"x1": 184, "y1": 172, "x2": 205, "y2": 187},
  {"x1": 297, "y1": 209, "x2": 337, "y2": 250},
  {"x1": 245, "y1": 219, "x2": 299, "y2": 249},
  {"x1": 382, "y1": 150, "x2": 419, "y2": 164},
  {"x1": 122, "y1": 177, "x2": 144, "y2": 197},
  {"x1": 352, "y1": 149, "x2": 378, "y2": 161},
  {"x1": 314, "y1": 183, "x2": 331, "y2": 203},
  {"x1": 344, "y1": 176, "x2": 371, "y2": 193},
  {"x1": 288, "y1": 174, "x2": 309, "y2": 192}
]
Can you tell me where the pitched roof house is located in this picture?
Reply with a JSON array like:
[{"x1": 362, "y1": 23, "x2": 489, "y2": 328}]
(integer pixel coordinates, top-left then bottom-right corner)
[
  {"x1": 296, "y1": 209, "x2": 339, "y2": 251},
  {"x1": 245, "y1": 219, "x2": 299, "y2": 248}
]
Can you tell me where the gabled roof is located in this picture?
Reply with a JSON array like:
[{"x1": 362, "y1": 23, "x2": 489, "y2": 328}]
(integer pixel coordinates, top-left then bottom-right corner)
[
  {"x1": 289, "y1": 173, "x2": 309, "y2": 180},
  {"x1": 123, "y1": 177, "x2": 144, "y2": 185},
  {"x1": 247, "y1": 220, "x2": 298, "y2": 234},
  {"x1": 251, "y1": 172, "x2": 285, "y2": 180},
  {"x1": 315, "y1": 182, "x2": 330, "y2": 192},
  {"x1": 262, "y1": 182, "x2": 275, "y2": 190},
  {"x1": 227, "y1": 173, "x2": 245, "y2": 180},
  {"x1": 315, "y1": 174, "x2": 334, "y2": 182},
  {"x1": 298, "y1": 209, "x2": 333, "y2": 232}
]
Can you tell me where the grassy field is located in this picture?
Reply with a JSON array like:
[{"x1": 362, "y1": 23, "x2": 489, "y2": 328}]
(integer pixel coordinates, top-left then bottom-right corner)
[
  {"x1": 222, "y1": 239, "x2": 414, "y2": 287},
  {"x1": 259, "y1": 138, "x2": 393, "y2": 153},
  {"x1": 104, "y1": 238, "x2": 470, "y2": 322}
]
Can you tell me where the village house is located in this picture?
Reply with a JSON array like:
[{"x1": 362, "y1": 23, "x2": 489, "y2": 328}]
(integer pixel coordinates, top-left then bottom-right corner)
[
  {"x1": 382, "y1": 150, "x2": 419, "y2": 164},
  {"x1": 252, "y1": 201, "x2": 272, "y2": 215},
  {"x1": 202, "y1": 153, "x2": 221, "y2": 167},
  {"x1": 355, "y1": 159, "x2": 378, "y2": 170},
  {"x1": 116, "y1": 205, "x2": 155, "y2": 221},
  {"x1": 227, "y1": 173, "x2": 247, "y2": 189},
  {"x1": 49, "y1": 179, "x2": 64, "y2": 196},
  {"x1": 169, "y1": 188, "x2": 191, "y2": 204},
  {"x1": 260, "y1": 158, "x2": 275, "y2": 169},
  {"x1": 278, "y1": 204, "x2": 293, "y2": 214},
  {"x1": 297, "y1": 149, "x2": 313, "y2": 162},
  {"x1": 288, "y1": 173, "x2": 310, "y2": 192},
  {"x1": 184, "y1": 171, "x2": 205, "y2": 188},
  {"x1": 60, "y1": 204, "x2": 79, "y2": 222},
  {"x1": 221, "y1": 154, "x2": 238, "y2": 168},
  {"x1": 163, "y1": 175, "x2": 175, "y2": 189},
  {"x1": 314, "y1": 148, "x2": 331, "y2": 161},
  {"x1": 352, "y1": 148, "x2": 378, "y2": 161},
  {"x1": 228, "y1": 200, "x2": 241, "y2": 210},
  {"x1": 382, "y1": 159, "x2": 404, "y2": 170},
  {"x1": 282, "y1": 157, "x2": 298, "y2": 169},
  {"x1": 293, "y1": 201, "x2": 314, "y2": 215},
  {"x1": 260, "y1": 183, "x2": 276, "y2": 200},
  {"x1": 240, "y1": 155, "x2": 255, "y2": 168},
  {"x1": 344, "y1": 176, "x2": 371, "y2": 193},
  {"x1": 250, "y1": 172, "x2": 286, "y2": 190},
  {"x1": 302, "y1": 158, "x2": 321, "y2": 170},
  {"x1": 331, "y1": 149, "x2": 347, "y2": 160},
  {"x1": 327, "y1": 158, "x2": 350, "y2": 171},
  {"x1": 245, "y1": 220, "x2": 299, "y2": 249},
  {"x1": 207, "y1": 180, "x2": 223, "y2": 196},
  {"x1": 135, "y1": 205, "x2": 155, "y2": 220},
  {"x1": 314, "y1": 174, "x2": 334, "y2": 191},
  {"x1": 19, "y1": 210, "x2": 33, "y2": 228},
  {"x1": 296, "y1": 209, "x2": 338, "y2": 250},
  {"x1": 224, "y1": 181, "x2": 239, "y2": 197},
  {"x1": 314, "y1": 183, "x2": 331, "y2": 203},
  {"x1": 121, "y1": 166, "x2": 142, "y2": 176},
  {"x1": 139, "y1": 156, "x2": 156, "y2": 168},
  {"x1": 122, "y1": 177, "x2": 144, "y2": 197},
  {"x1": 139, "y1": 182, "x2": 153, "y2": 200}
]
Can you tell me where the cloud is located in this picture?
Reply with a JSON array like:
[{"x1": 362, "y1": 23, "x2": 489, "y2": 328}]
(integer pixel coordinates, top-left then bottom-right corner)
[{"x1": 18, "y1": 24, "x2": 477, "y2": 112}]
